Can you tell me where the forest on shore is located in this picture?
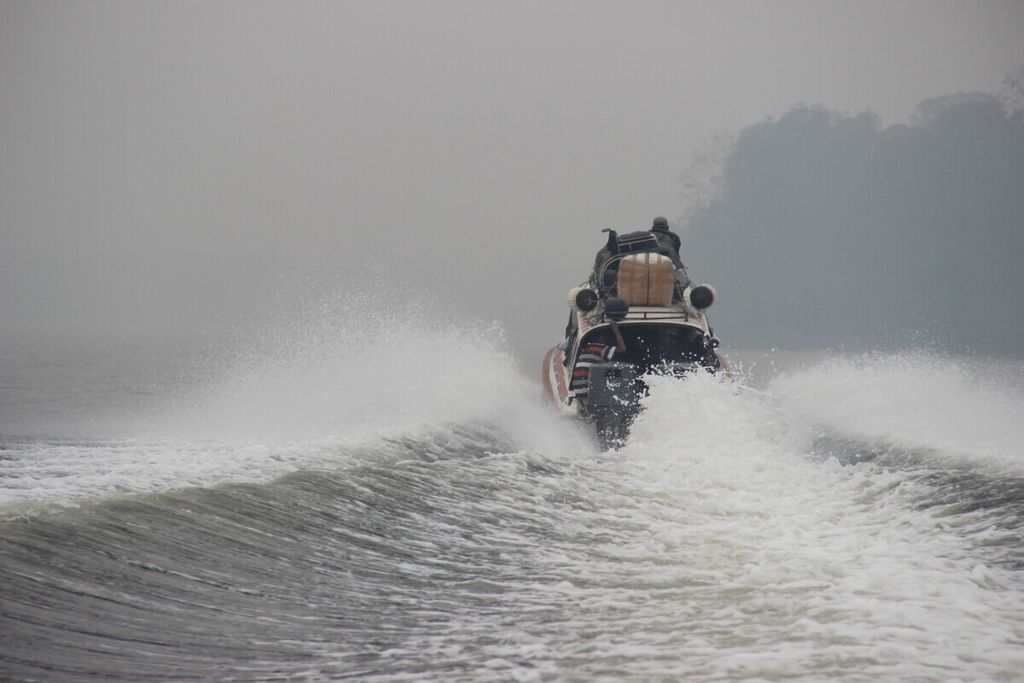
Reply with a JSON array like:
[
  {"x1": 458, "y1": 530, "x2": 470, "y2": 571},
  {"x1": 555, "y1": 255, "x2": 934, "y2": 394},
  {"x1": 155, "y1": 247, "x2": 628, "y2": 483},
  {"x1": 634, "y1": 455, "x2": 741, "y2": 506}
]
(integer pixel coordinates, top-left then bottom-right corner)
[{"x1": 684, "y1": 84, "x2": 1024, "y2": 355}]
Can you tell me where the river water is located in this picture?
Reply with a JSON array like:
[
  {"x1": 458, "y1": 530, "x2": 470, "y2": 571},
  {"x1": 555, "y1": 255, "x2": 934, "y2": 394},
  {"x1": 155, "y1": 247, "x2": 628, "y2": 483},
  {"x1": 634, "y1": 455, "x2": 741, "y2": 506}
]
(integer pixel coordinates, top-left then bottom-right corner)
[{"x1": 2, "y1": 307, "x2": 1023, "y2": 681}]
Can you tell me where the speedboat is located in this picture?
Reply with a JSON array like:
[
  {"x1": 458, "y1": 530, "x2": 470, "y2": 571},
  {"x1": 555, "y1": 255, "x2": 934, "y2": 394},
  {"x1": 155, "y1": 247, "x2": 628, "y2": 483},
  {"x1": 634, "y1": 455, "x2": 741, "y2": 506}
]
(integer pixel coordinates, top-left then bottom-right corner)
[{"x1": 542, "y1": 231, "x2": 727, "y2": 448}]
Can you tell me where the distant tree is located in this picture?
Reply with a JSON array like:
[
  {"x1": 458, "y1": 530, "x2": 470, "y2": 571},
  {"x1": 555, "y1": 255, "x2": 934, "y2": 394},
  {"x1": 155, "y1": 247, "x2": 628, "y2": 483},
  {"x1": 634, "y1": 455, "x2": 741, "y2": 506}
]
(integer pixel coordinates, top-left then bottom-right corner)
[
  {"x1": 680, "y1": 132, "x2": 735, "y2": 222},
  {"x1": 684, "y1": 90, "x2": 1024, "y2": 355},
  {"x1": 999, "y1": 65, "x2": 1024, "y2": 116},
  {"x1": 910, "y1": 92, "x2": 995, "y2": 125}
]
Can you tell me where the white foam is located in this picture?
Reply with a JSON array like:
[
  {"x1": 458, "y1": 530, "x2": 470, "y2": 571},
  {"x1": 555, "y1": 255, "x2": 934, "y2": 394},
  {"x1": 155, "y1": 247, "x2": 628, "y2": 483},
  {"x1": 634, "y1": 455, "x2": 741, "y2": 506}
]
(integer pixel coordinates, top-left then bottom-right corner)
[
  {"x1": 770, "y1": 352, "x2": 1024, "y2": 471},
  {"x1": 7, "y1": 339, "x2": 1023, "y2": 679},
  {"x1": 0, "y1": 290, "x2": 579, "y2": 510},
  {"x1": 512, "y1": 370, "x2": 1024, "y2": 680},
  {"x1": 150, "y1": 286, "x2": 586, "y2": 455}
]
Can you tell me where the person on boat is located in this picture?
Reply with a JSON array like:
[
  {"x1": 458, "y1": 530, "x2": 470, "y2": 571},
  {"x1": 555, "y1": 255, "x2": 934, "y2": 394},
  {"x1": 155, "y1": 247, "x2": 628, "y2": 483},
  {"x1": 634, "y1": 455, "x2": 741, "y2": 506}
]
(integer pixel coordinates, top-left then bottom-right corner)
[
  {"x1": 659, "y1": 325, "x2": 723, "y2": 370},
  {"x1": 649, "y1": 216, "x2": 684, "y2": 268},
  {"x1": 662, "y1": 326, "x2": 709, "y2": 363},
  {"x1": 651, "y1": 215, "x2": 695, "y2": 292},
  {"x1": 570, "y1": 322, "x2": 628, "y2": 401}
]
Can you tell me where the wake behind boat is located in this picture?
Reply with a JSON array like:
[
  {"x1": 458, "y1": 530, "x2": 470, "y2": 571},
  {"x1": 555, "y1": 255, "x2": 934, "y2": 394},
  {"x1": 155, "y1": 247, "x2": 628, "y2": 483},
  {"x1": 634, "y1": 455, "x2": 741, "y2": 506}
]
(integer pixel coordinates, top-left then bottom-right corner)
[{"x1": 543, "y1": 220, "x2": 727, "y2": 448}]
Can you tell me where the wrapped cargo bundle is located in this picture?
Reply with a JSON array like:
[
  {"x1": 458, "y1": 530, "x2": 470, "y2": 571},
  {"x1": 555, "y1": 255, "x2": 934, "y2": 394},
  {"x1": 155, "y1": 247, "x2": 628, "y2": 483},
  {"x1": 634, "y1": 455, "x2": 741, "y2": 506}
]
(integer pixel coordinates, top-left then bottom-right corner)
[{"x1": 617, "y1": 253, "x2": 674, "y2": 306}]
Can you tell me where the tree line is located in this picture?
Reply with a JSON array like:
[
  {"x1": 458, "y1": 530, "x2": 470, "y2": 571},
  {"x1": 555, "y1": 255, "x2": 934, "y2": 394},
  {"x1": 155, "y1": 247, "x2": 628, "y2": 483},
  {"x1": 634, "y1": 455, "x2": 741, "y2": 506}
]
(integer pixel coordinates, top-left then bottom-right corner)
[{"x1": 684, "y1": 88, "x2": 1024, "y2": 355}]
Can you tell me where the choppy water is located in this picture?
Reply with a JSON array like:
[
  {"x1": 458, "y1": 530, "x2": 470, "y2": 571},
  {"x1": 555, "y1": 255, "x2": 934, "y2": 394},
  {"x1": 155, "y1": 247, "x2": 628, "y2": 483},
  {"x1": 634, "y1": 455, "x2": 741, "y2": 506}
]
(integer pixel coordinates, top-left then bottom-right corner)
[{"x1": 2, "y1": 312, "x2": 1023, "y2": 681}]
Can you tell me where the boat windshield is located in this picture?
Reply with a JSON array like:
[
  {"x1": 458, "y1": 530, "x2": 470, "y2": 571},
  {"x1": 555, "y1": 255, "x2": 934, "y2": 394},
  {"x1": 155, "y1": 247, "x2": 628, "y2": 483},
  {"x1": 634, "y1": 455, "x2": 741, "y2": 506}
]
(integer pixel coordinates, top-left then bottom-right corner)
[{"x1": 580, "y1": 324, "x2": 705, "y2": 371}]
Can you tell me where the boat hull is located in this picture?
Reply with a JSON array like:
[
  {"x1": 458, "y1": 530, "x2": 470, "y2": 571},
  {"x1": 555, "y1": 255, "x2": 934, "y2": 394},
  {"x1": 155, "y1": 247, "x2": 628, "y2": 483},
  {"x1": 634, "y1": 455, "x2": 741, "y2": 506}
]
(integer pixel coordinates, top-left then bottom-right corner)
[{"x1": 542, "y1": 346, "x2": 578, "y2": 417}]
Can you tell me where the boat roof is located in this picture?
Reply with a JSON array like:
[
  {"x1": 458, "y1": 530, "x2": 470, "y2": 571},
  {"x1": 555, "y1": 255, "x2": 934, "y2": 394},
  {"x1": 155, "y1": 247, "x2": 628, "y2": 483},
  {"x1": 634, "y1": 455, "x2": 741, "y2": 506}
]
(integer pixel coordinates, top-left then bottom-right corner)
[{"x1": 577, "y1": 302, "x2": 710, "y2": 336}]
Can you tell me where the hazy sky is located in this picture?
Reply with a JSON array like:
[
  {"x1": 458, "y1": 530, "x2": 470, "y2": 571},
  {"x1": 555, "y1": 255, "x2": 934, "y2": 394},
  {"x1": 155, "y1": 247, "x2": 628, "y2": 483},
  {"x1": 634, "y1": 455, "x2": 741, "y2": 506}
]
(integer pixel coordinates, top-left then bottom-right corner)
[{"x1": 2, "y1": 0, "x2": 1023, "y2": 354}]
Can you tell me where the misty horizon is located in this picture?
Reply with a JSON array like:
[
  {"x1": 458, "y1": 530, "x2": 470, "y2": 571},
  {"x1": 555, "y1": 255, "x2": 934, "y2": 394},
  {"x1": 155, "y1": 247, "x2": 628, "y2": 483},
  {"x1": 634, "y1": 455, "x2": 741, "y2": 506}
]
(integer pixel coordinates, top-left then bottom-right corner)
[{"x1": 3, "y1": 1, "x2": 1023, "y2": 358}]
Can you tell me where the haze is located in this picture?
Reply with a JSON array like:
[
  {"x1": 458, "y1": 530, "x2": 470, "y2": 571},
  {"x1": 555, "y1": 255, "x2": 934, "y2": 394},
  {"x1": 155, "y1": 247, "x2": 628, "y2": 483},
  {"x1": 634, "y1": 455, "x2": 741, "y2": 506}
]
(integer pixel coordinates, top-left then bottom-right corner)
[{"x1": 2, "y1": 1, "x2": 1023, "y2": 360}]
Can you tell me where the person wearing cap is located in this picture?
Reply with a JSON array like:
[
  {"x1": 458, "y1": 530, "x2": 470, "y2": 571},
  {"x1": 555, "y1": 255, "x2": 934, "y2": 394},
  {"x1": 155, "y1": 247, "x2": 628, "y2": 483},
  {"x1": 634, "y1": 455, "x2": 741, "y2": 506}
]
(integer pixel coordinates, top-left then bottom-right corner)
[
  {"x1": 570, "y1": 322, "x2": 628, "y2": 401},
  {"x1": 649, "y1": 216, "x2": 683, "y2": 264}
]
